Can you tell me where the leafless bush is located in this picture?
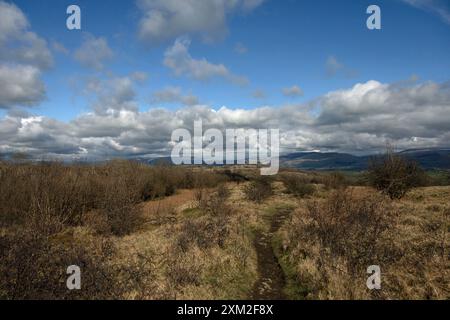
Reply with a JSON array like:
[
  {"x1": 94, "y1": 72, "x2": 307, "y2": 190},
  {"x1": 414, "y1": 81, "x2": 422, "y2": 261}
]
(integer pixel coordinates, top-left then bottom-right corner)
[
  {"x1": 281, "y1": 174, "x2": 315, "y2": 198},
  {"x1": 201, "y1": 187, "x2": 233, "y2": 217},
  {"x1": 0, "y1": 231, "x2": 119, "y2": 299},
  {"x1": 0, "y1": 229, "x2": 160, "y2": 299},
  {"x1": 216, "y1": 184, "x2": 230, "y2": 200},
  {"x1": 165, "y1": 251, "x2": 202, "y2": 289},
  {"x1": 176, "y1": 215, "x2": 229, "y2": 252},
  {"x1": 367, "y1": 148, "x2": 427, "y2": 199},
  {"x1": 222, "y1": 169, "x2": 249, "y2": 184},
  {"x1": 243, "y1": 176, "x2": 273, "y2": 203},
  {"x1": 322, "y1": 172, "x2": 348, "y2": 190},
  {"x1": 0, "y1": 160, "x2": 225, "y2": 234},
  {"x1": 304, "y1": 190, "x2": 398, "y2": 272}
]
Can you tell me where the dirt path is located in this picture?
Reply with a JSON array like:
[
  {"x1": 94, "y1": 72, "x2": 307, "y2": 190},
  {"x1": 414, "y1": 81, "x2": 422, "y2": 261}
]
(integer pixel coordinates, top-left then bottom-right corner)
[{"x1": 251, "y1": 206, "x2": 293, "y2": 300}]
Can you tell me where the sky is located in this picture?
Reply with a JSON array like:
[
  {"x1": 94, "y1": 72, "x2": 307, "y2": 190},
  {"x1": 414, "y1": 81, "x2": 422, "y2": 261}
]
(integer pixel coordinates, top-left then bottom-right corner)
[{"x1": 0, "y1": 0, "x2": 449, "y2": 160}]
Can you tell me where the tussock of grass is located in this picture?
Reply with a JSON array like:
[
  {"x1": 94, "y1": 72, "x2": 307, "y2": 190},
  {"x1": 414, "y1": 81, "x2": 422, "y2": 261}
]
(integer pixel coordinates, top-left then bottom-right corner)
[{"x1": 0, "y1": 160, "x2": 448, "y2": 300}]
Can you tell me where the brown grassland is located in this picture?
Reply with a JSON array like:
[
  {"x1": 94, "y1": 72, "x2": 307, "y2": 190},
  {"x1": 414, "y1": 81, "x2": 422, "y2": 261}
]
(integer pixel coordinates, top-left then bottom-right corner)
[{"x1": 0, "y1": 158, "x2": 448, "y2": 300}]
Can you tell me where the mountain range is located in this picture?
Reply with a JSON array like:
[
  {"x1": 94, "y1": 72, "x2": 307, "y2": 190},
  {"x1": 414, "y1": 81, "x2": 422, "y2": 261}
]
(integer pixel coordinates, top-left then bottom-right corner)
[
  {"x1": 148, "y1": 148, "x2": 450, "y2": 171},
  {"x1": 279, "y1": 148, "x2": 450, "y2": 171}
]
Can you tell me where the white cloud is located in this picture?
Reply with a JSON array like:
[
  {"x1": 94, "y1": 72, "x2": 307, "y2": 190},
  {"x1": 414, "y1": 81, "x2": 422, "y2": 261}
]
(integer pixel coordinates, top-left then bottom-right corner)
[
  {"x1": 137, "y1": 0, "x2": 265, "y2": 44},
  {"x1": 0, "y1": 2, "x2": 52, "y2": 70},
  {"x1": 1, "y1": 79, "x2": 449, "y2": 158},
  {"x1": 401, "y1": 0, "x2": 450, "y2": 24},
  {"x1": 152, "y1": 86, "x2": 199, "y2": 106},
  {"x1": 83, "y1": 74, "x2": 140, "y2": 114},
  {"x1": 0, "y1": 1, "x2": 28, "y2": 43},
  {"x1": 0, "y1": 65, "x2": 46, "y2": 109},
  {"x1": 164, "y1": 37, "x2": 248, "y2": 85},
  {"x1": 282, "y1": 85, "x2": 304, "y2": 97},
  {"x1": 0, "y1": 1, "x2": 52, "y2": 109},
  {"x1": 74, "y1": 35, "x2": 114, "y2": 70}
]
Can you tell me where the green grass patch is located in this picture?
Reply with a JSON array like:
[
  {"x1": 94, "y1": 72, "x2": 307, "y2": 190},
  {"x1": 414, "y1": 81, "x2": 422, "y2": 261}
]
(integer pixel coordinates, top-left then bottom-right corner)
[
  {"x1": 272, "y1": 234, "x2": 311, "y2": 300},
  {"x1": 182, "y1": 207, "x2": 205, "y2": 219}
]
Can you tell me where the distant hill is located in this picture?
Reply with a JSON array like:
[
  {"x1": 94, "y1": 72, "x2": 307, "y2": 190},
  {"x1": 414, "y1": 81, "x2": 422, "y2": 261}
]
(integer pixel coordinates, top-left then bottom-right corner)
[
  {"x1": 146, "y1": 148, "x2": 450, "y2": 171},
  {"x1": 280, "y1": 148, "x2": 450, "y2": 171}
]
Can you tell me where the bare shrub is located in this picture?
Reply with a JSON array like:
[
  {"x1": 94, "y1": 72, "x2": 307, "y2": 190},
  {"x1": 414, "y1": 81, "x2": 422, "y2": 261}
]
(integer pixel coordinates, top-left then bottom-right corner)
[
  {"x1": 243, "y1": 176, "x2": 273, "y2": 203},
  {"x1": 165, "y1": 251, "x2": 202, "y2": 289},
  {"x1": 0, "y1": 160, "x2": 227, "y2": 235},
  {"x1": 367, "y1": 148, "x2": 427, "y2": 199},
  {"x1": 322, "y1": 172, "x2": 348, "y2": 190},
  {"x1": 222, "y1": 169, "x2": 249, "y2": 184},
  {"x1": 0, "y1": 160, "x2": 232, "y2": 299},
  {"x1": 0, "y1": 229, "x2": 160, "y2": 299},
  {"x1": 200, "y1": 186, "x2": 233, "y2": 217},
  {"x1": 176, "y1": 215, "x2": 229, "y2": 252},
  {"x1": 305, "y1": 190, "x2": 398, "y2": 272},
  {"x1": 96, "y1": 164, "x2": 144, "y2": 236},
  {"x1": 0, "y1": 231, "x2": 119, "y2": 300},
  {"x1": 281, "y1": 174, "x2": 315, "y2": 198},
  {"x1": 216, "y1": 184, "x2": 230, "y2": 200},
  {"x1": 280, "y1": 189, "x2": 401, "y2": 299}
]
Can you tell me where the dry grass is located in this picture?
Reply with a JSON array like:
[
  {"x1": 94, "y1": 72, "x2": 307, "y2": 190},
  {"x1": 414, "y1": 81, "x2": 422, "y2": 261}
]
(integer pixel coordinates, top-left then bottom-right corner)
[
  {"x1": 0, "y1": 160, "x2": 448, "y2": 300},
  {"x1": 277, "y1": 186, "x2": 449, "y2": 300},
  {"x1": 0, "y1": 160, "x2": 227, "y2": 299}
]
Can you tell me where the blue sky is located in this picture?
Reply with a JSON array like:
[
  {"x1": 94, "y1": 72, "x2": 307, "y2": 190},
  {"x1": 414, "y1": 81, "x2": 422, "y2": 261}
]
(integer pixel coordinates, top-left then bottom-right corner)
[
  {"x1": 1, "y1": 0, "x2": 449, "y2": 158},
  {"x1": 8, "y1": 0, "x2": 450, "y2": 118}
]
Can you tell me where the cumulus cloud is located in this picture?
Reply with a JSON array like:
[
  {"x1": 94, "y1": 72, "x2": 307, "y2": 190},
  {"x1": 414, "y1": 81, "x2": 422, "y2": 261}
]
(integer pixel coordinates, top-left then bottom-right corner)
[
  {"x1": 137, "y1": 0, "x2": 265, "y2": 44},
  {"x1": 401, "y1": 0, "x2": 450, "y2": 24},
  {"x1": 82, "y1": 74, "x2": 141, "y2": 114},
  {"x1": 164, "y1": 37, "x2": 248, "y2": 85},
  {"x1": 282, "y1": 85, "x2": 304, "y2": 98},
  {"x1": 0, "y1": 79, "x2": 449, "y2": 159},
  {"x1": 0, "y1": 2, "x2": 52, "y2": 70},
  {"x1": 74, "y1": 35, "x2": 114, "y2": 70},
  {"x1": 152, "y1": 86, "x2": 199, "y2": 106},
  {"x1": 0, "y1": 1, "x2": 28, "y2": 43},
  {"x1": 0, "y1": 1, "x2": 52, "y2": 109},
  {"x1": 0, "y1": 65, "x2": 46, "y2": 109}
]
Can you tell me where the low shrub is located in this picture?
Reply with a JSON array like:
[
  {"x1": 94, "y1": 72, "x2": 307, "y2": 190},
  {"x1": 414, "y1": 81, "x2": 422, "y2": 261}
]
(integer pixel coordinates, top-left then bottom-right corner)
[
  {"x1": 281, "y1": 174, "x2": 315, "y2": 198},
  {"x1": 243, "y1": 176, "x2": 273, "y2": 203},
  {"x1": 367, "y1": 149, "x2": 427, "y2": 199}
]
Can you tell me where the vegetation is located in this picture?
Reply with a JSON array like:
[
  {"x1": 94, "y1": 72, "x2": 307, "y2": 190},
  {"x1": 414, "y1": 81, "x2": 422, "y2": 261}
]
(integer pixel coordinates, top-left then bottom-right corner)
[
  {"x1": 0, "y1": 159, "x2": 447, "y2": 300},
  {"x1": 280, "y1": 174, "x2": 316, "y2": 198},
  {"x1": 367, "y1": 148, "x2": 427, "y2": 199},
  {"x1": 243, "y1": 176, "x2": 273, "y2": 203}
]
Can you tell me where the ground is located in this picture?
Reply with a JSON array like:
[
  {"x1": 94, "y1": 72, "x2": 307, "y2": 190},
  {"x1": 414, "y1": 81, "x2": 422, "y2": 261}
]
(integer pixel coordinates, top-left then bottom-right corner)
[{"x1": 111, "y1": 180, "x2": 449, "y2": 300}]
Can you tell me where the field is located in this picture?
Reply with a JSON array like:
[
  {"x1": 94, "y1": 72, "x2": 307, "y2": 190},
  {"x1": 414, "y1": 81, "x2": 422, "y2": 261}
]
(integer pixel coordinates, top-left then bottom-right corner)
[{"x1": 0, "y1": 161, "x2": 448, "y2": 300}]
